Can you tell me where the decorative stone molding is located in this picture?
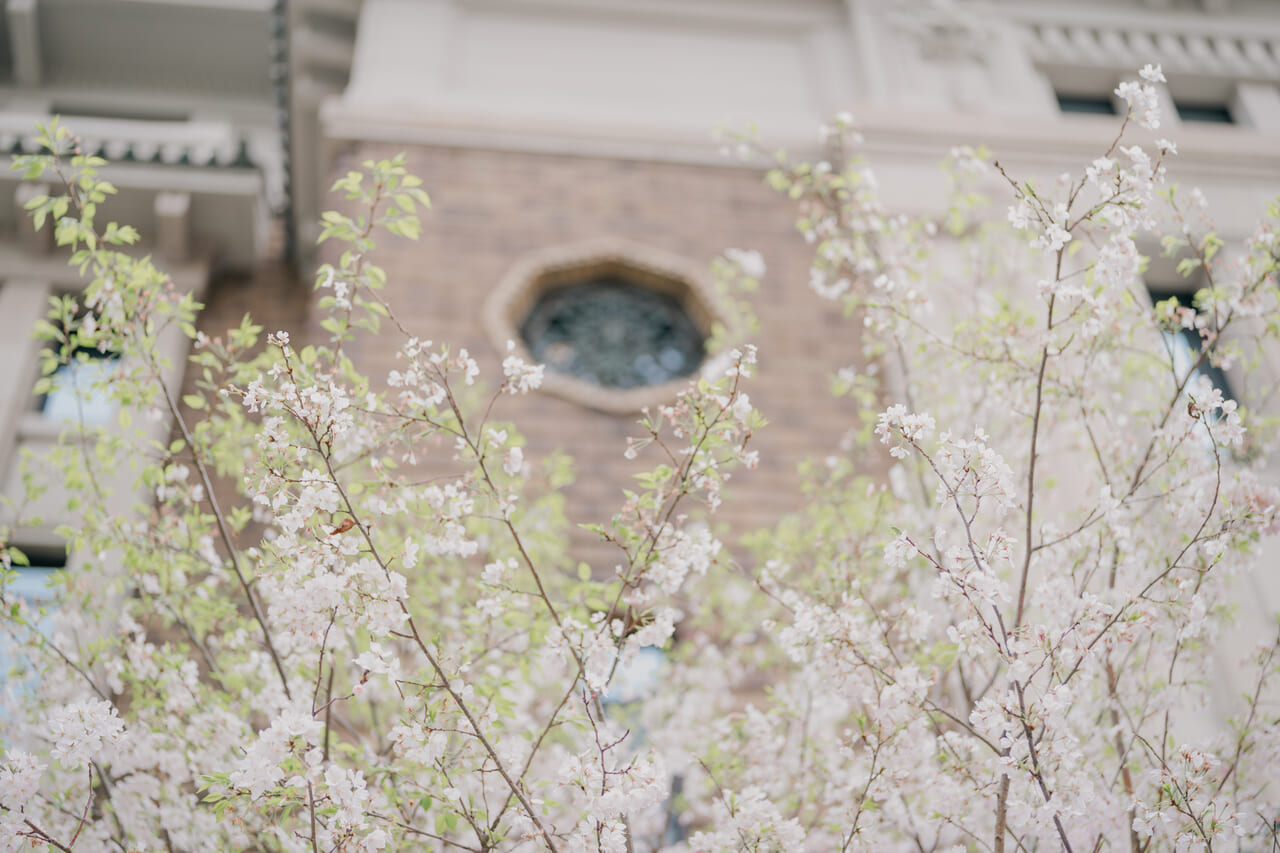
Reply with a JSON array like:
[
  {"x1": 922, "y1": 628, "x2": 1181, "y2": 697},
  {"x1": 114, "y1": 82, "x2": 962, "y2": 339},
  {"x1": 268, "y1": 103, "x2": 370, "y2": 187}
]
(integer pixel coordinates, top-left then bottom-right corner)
[
  {"x1": 885, "y1": 2, "x2": 992, "y2": 65},
  {"x1": 0, "y1": 115, "x2": 250, "y2": 169},
  {"x1": 483, "y1": 238, "x2": 726, "y2": 415},
  {"x1": 14, "y1": 184, "x2": 52, "y2": 255},
  {"x1": 1010, "y1": 10, "x2": 1280, "y2": 81}
]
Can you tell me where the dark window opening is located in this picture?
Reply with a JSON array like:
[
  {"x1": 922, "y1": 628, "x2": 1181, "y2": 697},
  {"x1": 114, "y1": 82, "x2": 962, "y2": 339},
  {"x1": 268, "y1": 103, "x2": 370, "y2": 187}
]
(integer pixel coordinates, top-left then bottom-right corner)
[
  {"x1": 8, "y1": 545, "x2": 67, "y2": 571},
  {"x1": 3, "y1": 545, "x2": 66, "y2": 616},
  {"x1": 49, "y1": 104, "x2": 190, "y2": 124},
  {"x1": 520, "y1": 279, "x2": 705, "y2": 390},
  {"x1": 1, "y1": 545, "x2": 66, "y2": 683},
  {"x1": 1057, "y1": 95, "x2": 1118, "y2": 116},
  {"x1": 1174, "y1": 102, "x2": 1234, "y2": 124}
]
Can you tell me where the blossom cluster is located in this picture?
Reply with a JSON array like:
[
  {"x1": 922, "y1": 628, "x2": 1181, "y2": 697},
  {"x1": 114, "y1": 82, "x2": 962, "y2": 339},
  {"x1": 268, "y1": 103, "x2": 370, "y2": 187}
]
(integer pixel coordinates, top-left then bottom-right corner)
[{"x1": 5, "y1": 78, "x2": 1280, "y2": 853}]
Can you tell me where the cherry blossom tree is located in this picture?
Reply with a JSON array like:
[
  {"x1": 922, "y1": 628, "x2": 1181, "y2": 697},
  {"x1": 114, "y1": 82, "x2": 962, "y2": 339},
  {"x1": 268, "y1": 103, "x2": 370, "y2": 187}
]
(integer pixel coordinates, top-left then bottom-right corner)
[{"x1": 3, "y1": 65, "x2": 1280, "y2": 852}]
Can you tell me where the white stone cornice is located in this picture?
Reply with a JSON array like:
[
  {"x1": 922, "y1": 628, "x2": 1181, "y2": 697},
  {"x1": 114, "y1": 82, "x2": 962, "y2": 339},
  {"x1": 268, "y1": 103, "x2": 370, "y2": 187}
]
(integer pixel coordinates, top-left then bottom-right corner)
[
  {"x1": 1000, "y1": 3, "x2": 1280, "y2": 80},
  {"x1": 460, "y1": 0, "x2": 841, "y2": 28},
  {"x1": 1001, "y1": 2, "x2": 1280, "y2": 40},
  {"x1": 6, "y1": 0, "x2": 42, "y2": 86},
  {"x1": 323, "y1": 96, "x2": 1280, "y2": 239},
  {"x1": 325, "y1": 97, "x2": 1280, "y2": 177}
]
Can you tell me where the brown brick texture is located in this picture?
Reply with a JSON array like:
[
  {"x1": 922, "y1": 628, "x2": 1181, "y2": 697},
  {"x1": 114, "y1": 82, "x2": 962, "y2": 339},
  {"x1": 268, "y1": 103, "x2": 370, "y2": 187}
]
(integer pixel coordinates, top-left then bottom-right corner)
[{"x1": 199, "y1": 144, "x2": 869, "y2": 570}]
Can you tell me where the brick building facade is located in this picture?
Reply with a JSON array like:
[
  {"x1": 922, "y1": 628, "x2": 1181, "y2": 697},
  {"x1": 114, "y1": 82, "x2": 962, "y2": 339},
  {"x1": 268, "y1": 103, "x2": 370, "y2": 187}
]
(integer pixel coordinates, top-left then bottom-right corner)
[{"x1": 4, "y1": 0, "x2": 1280, "y2": 633}]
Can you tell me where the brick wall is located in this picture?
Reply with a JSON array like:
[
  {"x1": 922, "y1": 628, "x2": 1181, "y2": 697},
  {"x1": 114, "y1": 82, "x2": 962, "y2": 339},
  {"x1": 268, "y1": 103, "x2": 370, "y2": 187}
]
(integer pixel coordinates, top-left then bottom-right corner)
[{"x1": 199, "y1": 144, "x2": 871, "y2": 569}]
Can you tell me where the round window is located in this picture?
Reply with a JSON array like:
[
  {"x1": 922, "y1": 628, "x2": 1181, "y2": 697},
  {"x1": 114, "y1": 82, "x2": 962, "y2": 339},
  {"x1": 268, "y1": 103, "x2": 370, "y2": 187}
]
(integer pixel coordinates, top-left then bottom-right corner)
[{"x1": 519, "y1": 278, "x2": 705, "y2": 389}]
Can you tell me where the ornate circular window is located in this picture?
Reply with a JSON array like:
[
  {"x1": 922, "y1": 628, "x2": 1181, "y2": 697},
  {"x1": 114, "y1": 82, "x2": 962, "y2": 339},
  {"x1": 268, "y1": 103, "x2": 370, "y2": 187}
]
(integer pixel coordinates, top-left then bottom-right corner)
[
  {"x1": 520, "y1": 279, "x2": 703, "y2": 389},
  {"x1": 485, "y1": 239, "x2": 725, "y2": 413}
]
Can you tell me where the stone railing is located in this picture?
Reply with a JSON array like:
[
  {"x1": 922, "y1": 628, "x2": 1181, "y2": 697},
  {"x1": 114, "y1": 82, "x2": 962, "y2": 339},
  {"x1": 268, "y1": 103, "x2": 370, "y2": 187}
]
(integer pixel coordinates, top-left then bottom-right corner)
[{"x1": 0, "y1": 114, "x2": 249, "y2": 168}]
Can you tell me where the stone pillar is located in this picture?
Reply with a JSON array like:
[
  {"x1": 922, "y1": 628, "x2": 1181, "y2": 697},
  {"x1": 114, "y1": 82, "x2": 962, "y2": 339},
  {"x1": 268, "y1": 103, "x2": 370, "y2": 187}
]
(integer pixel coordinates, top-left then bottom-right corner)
[
  {"x1": 14, "y1": 183, "x2": 52, "y2": 255},
  {"x1": 0, "y1": 280, "x2": 53, "y2": 489},
  {"x1": 1232, "y1": 82, "x2": 1280, "y2": 133},
  {"x1": 154, "y1": 191, "x2": 192, "y2": 262}
]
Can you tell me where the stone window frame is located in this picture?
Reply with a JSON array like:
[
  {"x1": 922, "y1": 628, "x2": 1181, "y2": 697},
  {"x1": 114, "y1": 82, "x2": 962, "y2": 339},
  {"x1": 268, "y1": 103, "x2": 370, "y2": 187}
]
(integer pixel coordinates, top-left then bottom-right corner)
[
  {"x1": 1046, "y1": 66, "x2": 1277, "y2": 131},
  {"x1": 0, "y1": 260, "x2": 208, "y2": 545},
  {"x1": 483, "y1": 237, "x2": 728, "y2": 415}
]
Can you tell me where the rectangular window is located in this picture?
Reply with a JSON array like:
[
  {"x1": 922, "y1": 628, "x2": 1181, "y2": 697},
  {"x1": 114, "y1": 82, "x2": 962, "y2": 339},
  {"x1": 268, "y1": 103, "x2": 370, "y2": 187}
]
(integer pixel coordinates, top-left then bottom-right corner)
[
  {"x1": 1148, "y1": 288, "x2": 1232, "y2": 413},
  {"x1": 1175, "y1": 101, "x2": 1234, "y2": 124},
  {"x1": 33, "y1": 298, "x2": 120, "y2": 426},
  {"x1": 39, "y1": 350, "x2": 120, "y2": 425},
  {"x1": 1, "y1": 546, "x2": 67, "y2": 686},
  {"x1": 1057, "y1": 94, "x2": 1118, "y2": 116}
]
